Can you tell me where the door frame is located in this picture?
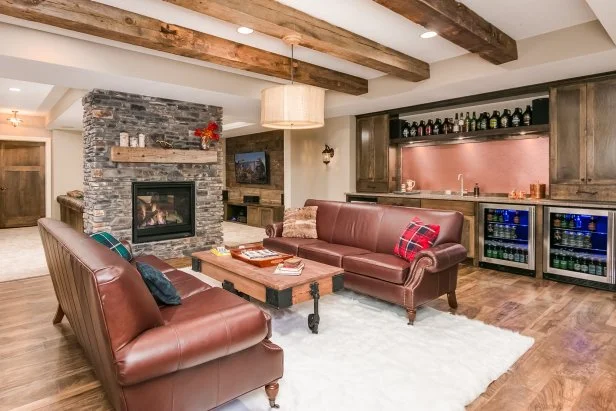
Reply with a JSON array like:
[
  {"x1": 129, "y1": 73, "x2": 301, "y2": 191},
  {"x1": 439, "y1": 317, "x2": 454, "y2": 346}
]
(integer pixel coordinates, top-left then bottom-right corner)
[{"x1": 0, "y1": 136, "x2": 52, "y2": 218}]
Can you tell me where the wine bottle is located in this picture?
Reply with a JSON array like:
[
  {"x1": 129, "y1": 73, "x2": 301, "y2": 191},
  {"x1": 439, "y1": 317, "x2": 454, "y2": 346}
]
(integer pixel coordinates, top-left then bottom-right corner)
[
  {"x1": 523, "y1": 105, "x2": 532, "y2": 126},
  {"x1": 489, "y1": 111, "x2": 500, "y2": 129},
  {"x1": 425, "y1": 119, "x2": 433, "y2": 136},
  {"x1": 442, "y1": 118, "x2": 449, "y2": 135},
  {"x1": 458, "y1": 112, "x2": 465, "y2": 132},
  {"x1": 434, "y1": 118, "x2": 442, "y2": 135},
  {"x1": 417, "y1": 120, "x2": 425, "y2": 137},
  {"x1": 470, "y1": 112, "x2": 477, "y2": 131},
  {"x1": 453, "y1": 114, "x2": 460, "y2": 133},
  {"x1": 479, "y1": 113, "x2": 488, "y2": 130},
  {"x1": 464, "y1": 112, "x2": 470, "y2": 132}
]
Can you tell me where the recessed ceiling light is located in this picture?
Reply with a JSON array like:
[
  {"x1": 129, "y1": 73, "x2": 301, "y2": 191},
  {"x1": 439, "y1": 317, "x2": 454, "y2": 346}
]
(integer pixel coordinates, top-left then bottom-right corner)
[
  {"x1": 8, "y1": 87, "x2": 21, "y2": 92},
  {"x1": 420, "y1": 31, "x2": 438, "y2": 39},
  {"x1": 237, "y1": 27, "x2": 254, "y2": 35}
]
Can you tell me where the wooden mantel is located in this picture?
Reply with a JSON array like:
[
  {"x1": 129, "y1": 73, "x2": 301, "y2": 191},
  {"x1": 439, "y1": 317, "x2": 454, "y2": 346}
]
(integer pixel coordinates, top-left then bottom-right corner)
[{"x1": 110, "y1": 147, "x2": 218, "y2": 164}]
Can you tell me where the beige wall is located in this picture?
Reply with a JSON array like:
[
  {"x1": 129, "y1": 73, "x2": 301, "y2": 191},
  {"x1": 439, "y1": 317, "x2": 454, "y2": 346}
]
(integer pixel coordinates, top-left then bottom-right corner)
[
  {"x1": 51, "y1": 130, "x2": 83, "y2": 219},
  {"x1": 286, "y1": 116, "x2": 356, "y2": 207},
  {"x1": 0, "y1": 115, "x2": 51, "y2": 138}
]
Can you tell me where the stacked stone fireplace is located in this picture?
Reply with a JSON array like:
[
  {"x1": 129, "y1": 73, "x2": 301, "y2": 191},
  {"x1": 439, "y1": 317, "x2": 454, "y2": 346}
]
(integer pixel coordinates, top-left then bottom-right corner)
[{"x1": 83, "y1": 89, "x2": 223, "y2": 259}]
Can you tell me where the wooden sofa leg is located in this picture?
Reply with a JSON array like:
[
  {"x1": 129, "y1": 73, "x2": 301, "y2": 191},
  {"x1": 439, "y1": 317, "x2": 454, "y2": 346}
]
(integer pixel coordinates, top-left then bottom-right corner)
[
  {"x1": 53, "y1": 304, "x2": 65, "y2": 325},
  {"x1": 406, "y1": 308, "x2": 417, "y2": 325},
  {"x1": 447, "y1": 291, "x2": 458, "y2": 310},
  {"x1": 265, "y1": 381, "x2": 280, "y2": 409}
]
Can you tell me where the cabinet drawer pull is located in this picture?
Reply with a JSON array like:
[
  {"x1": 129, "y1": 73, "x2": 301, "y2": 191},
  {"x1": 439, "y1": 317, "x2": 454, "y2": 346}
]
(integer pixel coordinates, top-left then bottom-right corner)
[
  {"x1": 587, "y1": 178, "x2": 592, "y2": 182},
  {"x1": 580, "y1": 178, "x2": 586, "y2": 182},
  {"x1": 576, "y1": 189, "x2": 598, "y2": 195}
]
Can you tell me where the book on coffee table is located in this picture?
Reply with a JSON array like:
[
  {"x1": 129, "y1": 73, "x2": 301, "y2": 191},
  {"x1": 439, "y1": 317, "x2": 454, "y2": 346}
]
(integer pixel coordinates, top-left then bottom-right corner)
[{"x1": 274, "y1": 262, "x2": 305, "y2": 276}]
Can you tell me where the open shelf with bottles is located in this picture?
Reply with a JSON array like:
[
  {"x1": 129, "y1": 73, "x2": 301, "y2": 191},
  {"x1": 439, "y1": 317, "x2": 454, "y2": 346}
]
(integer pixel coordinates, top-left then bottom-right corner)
[{"x1": 544, "y1": 207, "x2": 615, "y2": 285}]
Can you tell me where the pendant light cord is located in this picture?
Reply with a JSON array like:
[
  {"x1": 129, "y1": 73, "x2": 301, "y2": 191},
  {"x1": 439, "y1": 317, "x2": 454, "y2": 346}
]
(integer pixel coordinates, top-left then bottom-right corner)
[{"x1": 291, "y1": 44, "x2": 295, "y2": 85}]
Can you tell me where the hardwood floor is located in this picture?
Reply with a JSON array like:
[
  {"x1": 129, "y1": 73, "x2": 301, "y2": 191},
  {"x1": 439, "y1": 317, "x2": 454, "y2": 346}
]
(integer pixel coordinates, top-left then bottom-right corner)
[{"x1": 1, "y1": 265, "x2": 615, "y2": 410}]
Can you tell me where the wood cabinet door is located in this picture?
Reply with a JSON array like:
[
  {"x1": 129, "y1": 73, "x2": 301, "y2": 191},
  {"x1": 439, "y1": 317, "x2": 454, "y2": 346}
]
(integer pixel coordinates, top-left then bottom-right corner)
[
  {"x1": 0, "y1": 141, "x2": 46, "y2": 228},
  {"x1": 550, "y1": 84, "x2": 587, "y2": 184},
  {"x1": 356, "y1": 115, "x2": 390, "y2": 192},
  {"x1": 246, "y1": 206, "x2": 260, "y2": 227},
  {"x1": 461, "y1": 215, "x2": 475, "y2": 260},
  {"x1": 259, "y1": 208, "x2": 274, "y2": 228},
  {"x1": 586, "y1": 79, "x2": 616, "y2": 184}
]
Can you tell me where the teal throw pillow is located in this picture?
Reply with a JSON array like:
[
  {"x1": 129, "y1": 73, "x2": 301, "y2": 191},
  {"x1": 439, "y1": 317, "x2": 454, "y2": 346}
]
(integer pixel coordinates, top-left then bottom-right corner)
[
  {"x1": 136, "y1": 262, "x2": 181, "y2": 306},
  {"x1": 90, "y1": 231, "x2": 133, "y2": 261}
]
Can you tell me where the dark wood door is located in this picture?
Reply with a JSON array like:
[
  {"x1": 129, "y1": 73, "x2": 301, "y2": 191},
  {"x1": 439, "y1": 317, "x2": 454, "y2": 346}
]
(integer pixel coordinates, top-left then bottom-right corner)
[
  {"x1": 586, "y1": 79, "x2": 616, "y2": 185},
  {"x1": 549, "y1": 84, "x2": 587, "y2": 185},
  {"x1": 356, "y1": 114, "x2": 390, "y2": 192},
  {"x1": 0, "y1": 141, "x2": 46, "y2": 228}
]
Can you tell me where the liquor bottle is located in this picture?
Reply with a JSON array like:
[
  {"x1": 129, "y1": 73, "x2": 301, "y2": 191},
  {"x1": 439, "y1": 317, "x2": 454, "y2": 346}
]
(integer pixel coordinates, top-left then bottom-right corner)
[
  {"x1": 453, "y1": 114, "x2": 460, "y2": 133},
  {"x1": 523, "y1": 105, "x2": 532, "y2": 126},
  {"x1": 410, "y1": 121, "x2": 418, "y2": 137},
  {"x1": 473, "y1": 183, "x2": 480, "y2": 197},
  {"x1": 500, "y1": 109, "x2": 511, "y2": 128},
  {"x1": 588, "y1": 216, "x2": 596, "y2": 231},
  {"x1": 418, "y1": 120, "x2": 425, "y2": 136},
  {"x1": 489, "y1": 110, "x2": 500, "y2": 129},
  {"x1": 434, "y1": 118, "x2": 442, "y2": 135},
  {"x1": 425, "y1": 119, "x2": 433, "y2": 136},
  {"x1": 449, "y1": 118, "x2": 455, "y2": 133},
  {"x1": 464, "y1": 112, "x2": 470, "y2": 132},
  {"x1": 470, "y1": 112, "x2": 477, "y2": 131},
  {"x1": 511, "y1": 108, "x2": 523, "y2": 127},
  {"x1": 458, "y1": 112, "x2": 465, "y2": 132},
  {"x1": 442, "y1": 118, "x2": 449, "y2": 135},
  {"x1": 513, "y1": 211, "x2": 520, "y2": 224},
  {"x1": 402, "y1": 122, "x2": 411, "y2": 138}
]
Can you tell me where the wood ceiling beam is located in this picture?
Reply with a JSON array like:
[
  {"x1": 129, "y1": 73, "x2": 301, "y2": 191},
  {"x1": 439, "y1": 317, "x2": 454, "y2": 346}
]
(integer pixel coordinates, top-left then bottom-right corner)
[
  {"x1": 163, "y1": 0, "x2": 430, "y2": 82},
  {"x1": 0, "y1": 0, "x2": 368, "y2": 95},
  {"x1": 373, "y1": 0, "x2": 518, "y2": 65}
]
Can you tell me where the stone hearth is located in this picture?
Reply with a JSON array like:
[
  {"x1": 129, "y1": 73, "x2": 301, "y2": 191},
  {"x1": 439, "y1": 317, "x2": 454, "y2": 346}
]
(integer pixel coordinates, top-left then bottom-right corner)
[{"x1": 82, "y1": 89, "x2": 223, "y2": 259}]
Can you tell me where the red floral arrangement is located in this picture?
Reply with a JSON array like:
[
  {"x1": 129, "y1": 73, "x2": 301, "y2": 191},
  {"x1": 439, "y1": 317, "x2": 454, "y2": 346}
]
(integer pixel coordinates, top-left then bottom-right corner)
[{"x1": 194, "y1": 121, "x2": 220, "y2": 149}]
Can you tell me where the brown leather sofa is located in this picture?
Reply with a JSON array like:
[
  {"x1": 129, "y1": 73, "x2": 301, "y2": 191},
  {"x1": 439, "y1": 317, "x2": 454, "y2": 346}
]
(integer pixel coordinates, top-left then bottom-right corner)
[
  {"x1": 38, "y1": 218, "x2": 283, "y2": 410},
  {"x1": 264, "y1": 200, "x2": 467, "y2": 324}
]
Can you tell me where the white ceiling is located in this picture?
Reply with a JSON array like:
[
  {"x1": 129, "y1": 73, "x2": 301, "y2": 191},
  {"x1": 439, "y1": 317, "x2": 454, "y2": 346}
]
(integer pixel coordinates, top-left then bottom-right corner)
[
  {"x1": 0, "y1": 78, "x2": 54, "y2": 116},
  {"x1": 0, "y1": 0, "x2": 614, "y2": 133}
]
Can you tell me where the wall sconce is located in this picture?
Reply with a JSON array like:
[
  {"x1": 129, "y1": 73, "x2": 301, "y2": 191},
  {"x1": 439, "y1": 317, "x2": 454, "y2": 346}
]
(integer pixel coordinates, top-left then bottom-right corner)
[
  {"x1": 322, "y1": 144, "x2": 335, "y2": 164},
  {"x1": 7, "y1": 110, "x2": 23, "y2": 128}
]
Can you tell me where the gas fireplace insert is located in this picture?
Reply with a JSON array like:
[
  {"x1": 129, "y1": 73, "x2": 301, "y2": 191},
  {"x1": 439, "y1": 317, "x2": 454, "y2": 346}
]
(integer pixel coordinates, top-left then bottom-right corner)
[{"x1": 132, "y1": 181, "x2": 195, "y2": 244}]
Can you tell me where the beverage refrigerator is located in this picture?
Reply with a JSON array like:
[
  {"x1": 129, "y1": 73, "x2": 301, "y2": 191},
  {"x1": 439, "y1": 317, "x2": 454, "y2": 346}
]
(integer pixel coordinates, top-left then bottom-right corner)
[
  {"x1": 543, "y1": 207, "x2": 615, "y2": 287},
  {"x1": 479, "y1": 203, "x2": 536, "y2": 275}
]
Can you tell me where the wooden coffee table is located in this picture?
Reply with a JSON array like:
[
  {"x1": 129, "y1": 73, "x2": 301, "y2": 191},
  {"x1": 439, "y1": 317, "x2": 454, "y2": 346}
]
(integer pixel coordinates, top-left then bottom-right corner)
[{"x1": 191, "y1": 250, "x2": 344, "y2": 334}]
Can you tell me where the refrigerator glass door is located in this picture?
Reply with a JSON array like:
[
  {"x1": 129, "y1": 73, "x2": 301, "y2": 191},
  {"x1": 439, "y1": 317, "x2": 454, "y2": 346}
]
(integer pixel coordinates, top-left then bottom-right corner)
[
  {"x1": 479, "y1": 203, "x2": 535, "y2": 270},
  {"x1": 544, "y1": 207, "x2": 614, "y2": 284}
]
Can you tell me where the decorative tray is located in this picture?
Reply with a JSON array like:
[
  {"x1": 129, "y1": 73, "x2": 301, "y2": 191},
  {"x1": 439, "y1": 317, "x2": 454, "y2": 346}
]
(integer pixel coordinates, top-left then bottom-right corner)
[{"x1": 230, "y1": 246, "x2": 294, "y2": 268}]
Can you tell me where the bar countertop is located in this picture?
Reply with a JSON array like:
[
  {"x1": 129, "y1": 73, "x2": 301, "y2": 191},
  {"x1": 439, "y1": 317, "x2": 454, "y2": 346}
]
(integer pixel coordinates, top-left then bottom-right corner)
[{"x1": 345, "y1": 191, "x2": 616, "y2": 210}]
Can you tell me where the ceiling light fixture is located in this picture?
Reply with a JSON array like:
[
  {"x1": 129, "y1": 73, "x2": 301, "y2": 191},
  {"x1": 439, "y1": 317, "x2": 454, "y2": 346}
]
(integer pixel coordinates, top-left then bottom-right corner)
[
  {"x1": 420, "y1": 31, "x2": 438, "y2": 39},
  {"x1": 237, "y1": 26, "x2": 254, "y2": 34},
  {"x1": 260, "y1": 34, "x2": 325, "y2": 130},
  {"x1": 8, "y1": 87, "x2": 21, "y2": 92},
  {"x1": 7, "y1": 110, "x2": 23, "y2": 127}
]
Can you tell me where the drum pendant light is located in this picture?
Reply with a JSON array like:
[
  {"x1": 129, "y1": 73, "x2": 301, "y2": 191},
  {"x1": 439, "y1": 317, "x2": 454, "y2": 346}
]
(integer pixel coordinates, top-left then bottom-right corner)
[{"x1": 261, "y1": 35, "x2": 325, "y2": 130}]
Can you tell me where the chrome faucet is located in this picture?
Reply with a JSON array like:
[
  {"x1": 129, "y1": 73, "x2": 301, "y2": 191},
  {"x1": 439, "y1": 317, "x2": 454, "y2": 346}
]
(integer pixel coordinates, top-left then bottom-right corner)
[{"x1": 457, "y1": 173, "x2": 464, "y2": 196}]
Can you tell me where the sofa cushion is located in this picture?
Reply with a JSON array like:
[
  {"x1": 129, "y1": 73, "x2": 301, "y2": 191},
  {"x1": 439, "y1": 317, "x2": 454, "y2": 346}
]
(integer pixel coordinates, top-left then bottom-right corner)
[
  {"x1": 393, "y1": 217, "x2": 440, "y2": 262},
  {"x1": 263, "y1": 237, "x2": 325, "y2": 255},
  {"x1": 298, "y1": 242, "x2": 370, "y2": 267},
  {"x1": 343, "y1": 253, "x2": 411, "y2": 285},
  {"x1": 136, "y1": 262, "x2": 181, "y2": 306},
  {"x1": 282, "y1": 206, "x2": 318, "y2": 238}
]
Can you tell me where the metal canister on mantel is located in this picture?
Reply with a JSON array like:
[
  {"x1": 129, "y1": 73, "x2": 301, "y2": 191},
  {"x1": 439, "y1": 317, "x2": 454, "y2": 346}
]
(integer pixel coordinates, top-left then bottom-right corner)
[{"x1": 529, "y1": 183, "x2": 546, "y2": 199}]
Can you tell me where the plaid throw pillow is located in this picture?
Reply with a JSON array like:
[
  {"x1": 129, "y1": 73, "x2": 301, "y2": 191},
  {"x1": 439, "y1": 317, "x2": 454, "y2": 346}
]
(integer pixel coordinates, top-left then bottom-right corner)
[
  {"x1": 393, "y1": 217, "x2": 440, "y2": 262},
  {"x1": 90, "y1": 232, "x2": 133, "y2": 261},
  {"x1": 136, "y1": 262, "x2": 181, "y2": 306}
]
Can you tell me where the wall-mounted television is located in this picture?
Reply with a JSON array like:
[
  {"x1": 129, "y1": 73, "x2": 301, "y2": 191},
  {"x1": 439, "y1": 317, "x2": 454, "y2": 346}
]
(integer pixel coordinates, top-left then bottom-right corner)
[{"x1": 235, "y1": 151, "x2": 268, "y2": 184}]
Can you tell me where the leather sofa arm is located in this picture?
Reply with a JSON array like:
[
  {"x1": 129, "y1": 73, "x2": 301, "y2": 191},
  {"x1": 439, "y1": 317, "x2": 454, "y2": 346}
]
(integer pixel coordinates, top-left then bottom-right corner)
[
  {"x1": 265, "y1": 222, "x2": 283, "y2": 238},
  {"x1": 115, "y1": 310, "x2": 269, "y2": 386},
  {"x1": 415, "y1": 243, "x2": 467, "y2": 272}
]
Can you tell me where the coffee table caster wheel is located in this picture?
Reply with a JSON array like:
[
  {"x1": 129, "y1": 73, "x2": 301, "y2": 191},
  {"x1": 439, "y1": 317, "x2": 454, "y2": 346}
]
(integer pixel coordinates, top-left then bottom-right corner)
[
  {"x1": 269, "y1": 400, "x2": 280, "y2": 409},
  {"x1": 308, "y1": 313, "x2": 319, "y2": 334}
]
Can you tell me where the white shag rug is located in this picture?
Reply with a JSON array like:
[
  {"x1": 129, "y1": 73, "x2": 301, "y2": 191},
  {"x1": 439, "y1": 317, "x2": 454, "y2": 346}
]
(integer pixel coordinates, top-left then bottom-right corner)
[
  {"x1": 0, "y1": 226, "x2": 49, "y2": 282},
  {"x1": 184, "y1": 268, "x2": 534, "y2": 411}
]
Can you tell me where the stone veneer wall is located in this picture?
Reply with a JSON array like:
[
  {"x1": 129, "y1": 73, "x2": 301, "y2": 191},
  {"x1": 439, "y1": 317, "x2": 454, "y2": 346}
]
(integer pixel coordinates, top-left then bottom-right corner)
[{"x1": 82, "y1": 89, "x2": 223, "y2": 259}]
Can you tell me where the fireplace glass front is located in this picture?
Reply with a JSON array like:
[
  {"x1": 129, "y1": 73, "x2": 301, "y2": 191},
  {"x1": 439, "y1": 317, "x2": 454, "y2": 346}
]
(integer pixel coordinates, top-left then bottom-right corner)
[{"x1": 132, "y1": 182, "x2": 195, "y2": 244}]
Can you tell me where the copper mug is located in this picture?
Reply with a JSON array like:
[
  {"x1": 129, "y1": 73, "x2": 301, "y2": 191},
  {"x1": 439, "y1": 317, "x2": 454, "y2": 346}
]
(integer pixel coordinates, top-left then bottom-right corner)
[{"x1": 530, "y1": 183, "x2": 546, "y2": 199}]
